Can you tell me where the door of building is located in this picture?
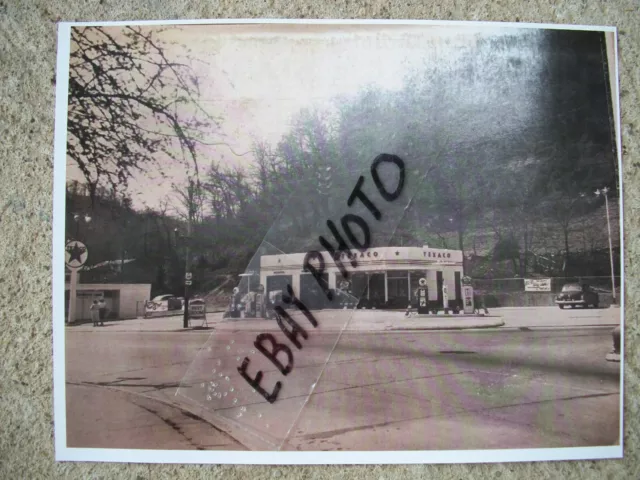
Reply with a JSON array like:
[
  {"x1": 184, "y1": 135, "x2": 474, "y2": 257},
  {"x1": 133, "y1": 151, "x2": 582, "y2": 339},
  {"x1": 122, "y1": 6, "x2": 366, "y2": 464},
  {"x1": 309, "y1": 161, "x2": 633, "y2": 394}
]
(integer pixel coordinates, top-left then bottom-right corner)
[
  {"x1": 266, "y1": 275, "x2": 292, "y2": 298},
  {"x1": 368, "y1": 273, "x2": 385, "y2": 307},
  {"x1": 351, "y1": 273, "x2": 369, "y2": 300},
  {"x1": 386, "y1": 270, "x2": 409, "y2": 308},
  {"x1": 300, "y1": 273, "x2": 329, "y2": 310}
]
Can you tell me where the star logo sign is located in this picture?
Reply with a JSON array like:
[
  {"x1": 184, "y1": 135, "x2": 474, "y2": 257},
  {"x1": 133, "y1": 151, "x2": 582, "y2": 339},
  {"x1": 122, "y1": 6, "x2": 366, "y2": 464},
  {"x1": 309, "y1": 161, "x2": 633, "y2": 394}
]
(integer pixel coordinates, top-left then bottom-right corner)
[
  {"x1": 67, "y1": 244, "x2": 86, "y2": 263},
  {"x1": 65, "y1": 241, "x2": 88, "y2": 267}
]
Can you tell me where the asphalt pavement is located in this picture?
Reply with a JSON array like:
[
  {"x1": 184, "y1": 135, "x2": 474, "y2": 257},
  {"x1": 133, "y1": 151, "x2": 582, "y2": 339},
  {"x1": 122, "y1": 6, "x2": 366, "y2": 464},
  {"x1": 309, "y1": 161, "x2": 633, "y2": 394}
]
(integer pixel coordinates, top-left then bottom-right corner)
[{"x1": 64, "y1": 305, "x2": 621, "y2": 451}]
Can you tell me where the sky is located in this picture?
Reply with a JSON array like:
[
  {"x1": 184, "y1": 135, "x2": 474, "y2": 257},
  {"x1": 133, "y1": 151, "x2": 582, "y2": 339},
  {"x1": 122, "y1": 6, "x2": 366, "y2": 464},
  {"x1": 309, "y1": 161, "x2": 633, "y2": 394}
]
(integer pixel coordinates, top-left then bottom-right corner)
[{"x1": 66, "y1": 23, "x2": 525, "y2": 212}]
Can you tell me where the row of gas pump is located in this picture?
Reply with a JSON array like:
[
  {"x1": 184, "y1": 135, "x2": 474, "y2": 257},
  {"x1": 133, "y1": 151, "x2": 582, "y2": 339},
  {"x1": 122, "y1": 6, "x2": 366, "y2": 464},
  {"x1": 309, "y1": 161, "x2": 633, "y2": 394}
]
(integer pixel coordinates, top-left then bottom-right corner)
[
  {"x1": 223, "y1": 277, "x2": 483, "y2": 319},
  {"x1": 412, "y1": 277, "x2": 478, "y2": 315}
]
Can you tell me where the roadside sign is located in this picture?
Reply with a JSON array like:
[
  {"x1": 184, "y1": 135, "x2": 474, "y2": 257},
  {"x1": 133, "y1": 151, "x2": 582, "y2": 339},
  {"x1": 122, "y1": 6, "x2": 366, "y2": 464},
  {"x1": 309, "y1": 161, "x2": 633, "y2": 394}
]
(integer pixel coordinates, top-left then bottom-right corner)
[
  {"x1": 525, "y1": 278, "x2": 551, "y2": 292},
  {"x1": 185, "y1": 272, "x2": 193, "y2": 280},
  {"x1": 65, "y1": 240, "x2": 88, "y2": 269},
  {"x1": 185, "y1": 280, "x2": 193, "y2": 286}
]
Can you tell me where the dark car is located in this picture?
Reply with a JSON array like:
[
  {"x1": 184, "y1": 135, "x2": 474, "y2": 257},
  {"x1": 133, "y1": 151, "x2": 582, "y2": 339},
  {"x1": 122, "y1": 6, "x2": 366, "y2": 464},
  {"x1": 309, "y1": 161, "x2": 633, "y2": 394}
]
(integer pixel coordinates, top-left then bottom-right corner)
[{"x1": 555, "y1": 283, "x2": 599, "y2": 309}]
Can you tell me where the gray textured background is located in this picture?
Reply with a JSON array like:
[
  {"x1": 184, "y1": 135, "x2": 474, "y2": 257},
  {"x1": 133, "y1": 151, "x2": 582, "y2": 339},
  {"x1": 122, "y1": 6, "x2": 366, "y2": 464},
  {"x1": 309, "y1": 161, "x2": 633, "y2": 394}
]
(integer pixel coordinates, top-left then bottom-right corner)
[{"x1": 0, "y1": 1, "x2": 638, "y2": 478}]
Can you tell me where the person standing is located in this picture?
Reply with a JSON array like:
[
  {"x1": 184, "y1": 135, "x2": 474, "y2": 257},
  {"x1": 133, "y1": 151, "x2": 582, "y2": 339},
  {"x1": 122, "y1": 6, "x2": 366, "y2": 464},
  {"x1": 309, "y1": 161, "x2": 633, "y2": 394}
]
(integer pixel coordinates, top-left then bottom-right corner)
[
  {"x1": 90, "y1": 300, "x2": 100, "y2": 327},
  {"x1": 473, "y1": 292, "x2": 489, "y2": 315},
  {"x1": 98, "y1": 297, "x2": 107, "y2": 326},
  {"x1": 231, "y1": 287, "x2": 240, "y2": 318},
  {"x1": 256, "y1": 285, "x2": 266, "y2": 319}
]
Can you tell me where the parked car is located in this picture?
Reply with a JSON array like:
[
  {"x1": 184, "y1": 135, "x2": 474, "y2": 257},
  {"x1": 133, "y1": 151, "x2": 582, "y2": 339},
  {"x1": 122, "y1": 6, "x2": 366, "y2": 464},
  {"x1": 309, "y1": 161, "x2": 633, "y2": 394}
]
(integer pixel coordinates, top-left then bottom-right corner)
[
  {"x1": 555, "y1": 283, "x2": 599, "y2": 309},
  {"x1": 144, "y1": 294, "x2": 183, "y2": 317},
  {"x1": 188, "y1": 298, "x2": 207, "y2": 319}
]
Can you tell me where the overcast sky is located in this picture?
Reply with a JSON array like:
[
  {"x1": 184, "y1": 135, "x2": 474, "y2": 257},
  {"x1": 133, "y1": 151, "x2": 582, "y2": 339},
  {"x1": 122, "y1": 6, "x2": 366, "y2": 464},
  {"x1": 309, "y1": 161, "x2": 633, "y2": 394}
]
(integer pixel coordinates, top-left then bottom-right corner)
[{"x1": 66, "y1": 23, "x2": 535, "y2": 212}]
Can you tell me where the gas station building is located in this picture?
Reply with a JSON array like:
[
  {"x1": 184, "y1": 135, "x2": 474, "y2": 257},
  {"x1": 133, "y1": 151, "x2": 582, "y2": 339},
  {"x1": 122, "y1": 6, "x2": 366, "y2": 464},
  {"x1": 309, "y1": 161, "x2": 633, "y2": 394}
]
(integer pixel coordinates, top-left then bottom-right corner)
[
  {"x1": 259, "y1": 246, "x2": 465, "y2": 310},
  {"x1": 64, "y1": 282, "x2": 151, "y2": 322}
]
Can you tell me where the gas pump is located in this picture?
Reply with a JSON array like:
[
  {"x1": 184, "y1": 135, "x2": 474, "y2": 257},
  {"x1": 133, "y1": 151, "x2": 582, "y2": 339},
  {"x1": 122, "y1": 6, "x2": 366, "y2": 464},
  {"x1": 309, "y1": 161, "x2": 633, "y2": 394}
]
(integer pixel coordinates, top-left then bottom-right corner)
[
  {"x1": 243, "y1": 290, "x2": 257, "y2": 317},
  {"x1": 417, "y1": 277, "x2": 429, "y2": 315},
  {"x1": 256, "y1": 284, "x2": 266, "y2": 318},
  {"x1": 463, "y1": 285, "x2": 475, "y2": 314},
  {"x1": 442, "y1": 284, "x2": 449, "y2": 313}
]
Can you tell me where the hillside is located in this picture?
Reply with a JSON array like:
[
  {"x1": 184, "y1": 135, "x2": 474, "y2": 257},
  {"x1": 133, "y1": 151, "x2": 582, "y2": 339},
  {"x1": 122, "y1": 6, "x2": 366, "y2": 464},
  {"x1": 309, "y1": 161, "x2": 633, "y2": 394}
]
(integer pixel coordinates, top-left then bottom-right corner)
[{"x1": 66, "y1": 179, "x2": 621, "y2": 301}]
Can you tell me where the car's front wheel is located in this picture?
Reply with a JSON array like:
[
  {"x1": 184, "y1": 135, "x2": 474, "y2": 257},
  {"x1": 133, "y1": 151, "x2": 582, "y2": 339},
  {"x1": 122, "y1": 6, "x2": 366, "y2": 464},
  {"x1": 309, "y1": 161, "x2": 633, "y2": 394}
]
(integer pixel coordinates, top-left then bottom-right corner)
[{"x1": 559, "y1": 304, "x2": 565, "y2": 309}]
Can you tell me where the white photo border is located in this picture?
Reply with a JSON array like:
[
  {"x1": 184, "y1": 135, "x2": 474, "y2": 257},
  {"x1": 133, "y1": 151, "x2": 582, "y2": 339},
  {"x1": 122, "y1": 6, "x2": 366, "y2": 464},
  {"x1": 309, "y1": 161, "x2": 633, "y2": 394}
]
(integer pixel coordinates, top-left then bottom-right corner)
[{"x1": 52, "y1": 18, "x2": 624, "y2": 464}]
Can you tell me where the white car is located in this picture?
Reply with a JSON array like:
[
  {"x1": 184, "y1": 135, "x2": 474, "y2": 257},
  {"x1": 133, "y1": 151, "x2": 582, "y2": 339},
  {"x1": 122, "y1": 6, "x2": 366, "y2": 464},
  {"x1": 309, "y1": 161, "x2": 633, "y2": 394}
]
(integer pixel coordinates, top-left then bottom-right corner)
[{"x1": 144, "y1": 295, "x2": 183, "y2": 317}]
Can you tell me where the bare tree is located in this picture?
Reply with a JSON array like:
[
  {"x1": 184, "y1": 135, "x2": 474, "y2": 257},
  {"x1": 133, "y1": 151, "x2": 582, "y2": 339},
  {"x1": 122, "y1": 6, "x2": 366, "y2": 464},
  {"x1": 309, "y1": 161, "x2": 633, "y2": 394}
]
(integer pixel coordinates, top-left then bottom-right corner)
[
  {"x1": 67, "y1": 26, "x2": 218, "y2": 200},
  {"x1": 171, "y1": 177, "x2": 206, "y2": 226}
]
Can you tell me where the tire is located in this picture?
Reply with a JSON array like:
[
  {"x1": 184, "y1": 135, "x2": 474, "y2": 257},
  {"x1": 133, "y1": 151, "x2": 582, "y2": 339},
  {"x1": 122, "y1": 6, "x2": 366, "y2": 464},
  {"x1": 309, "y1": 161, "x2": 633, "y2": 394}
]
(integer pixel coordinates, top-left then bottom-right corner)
[
  {"x1": 571, "y1": 304, "x2": 576, "y2": 309},
  {"x1": 559, "y1": 305, "x2": 565, "y2": 309}
]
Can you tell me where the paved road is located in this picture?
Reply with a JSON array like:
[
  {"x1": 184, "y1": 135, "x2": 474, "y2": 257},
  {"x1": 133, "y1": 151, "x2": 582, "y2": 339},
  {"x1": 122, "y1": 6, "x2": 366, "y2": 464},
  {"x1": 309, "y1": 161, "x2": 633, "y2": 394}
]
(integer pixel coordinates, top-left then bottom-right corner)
[{"x1": 65, "y1": 308, "x2": 620, "y2": 451}]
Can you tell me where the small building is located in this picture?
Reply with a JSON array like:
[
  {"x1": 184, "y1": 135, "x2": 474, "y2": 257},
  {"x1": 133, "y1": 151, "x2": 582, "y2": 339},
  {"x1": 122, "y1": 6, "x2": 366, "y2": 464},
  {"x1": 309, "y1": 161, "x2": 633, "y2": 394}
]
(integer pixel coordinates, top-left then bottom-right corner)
[
  {"x1": 259, "y1": 246, "x2": 464, "y2": 310},
  {"x1": 64, "y1": 282, "x2": 151, "y2": 321}
]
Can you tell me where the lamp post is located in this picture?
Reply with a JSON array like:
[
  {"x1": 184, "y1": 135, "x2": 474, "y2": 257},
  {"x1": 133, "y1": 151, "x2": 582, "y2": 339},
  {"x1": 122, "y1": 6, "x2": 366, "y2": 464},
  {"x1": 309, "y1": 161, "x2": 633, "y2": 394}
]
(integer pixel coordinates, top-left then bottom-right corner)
[
  {"x1": 595, "y1": 187, "x2": 616, "y2": 304},
  {"x1": 72, "y1": 213, "x2": 92, "y2": 239}
]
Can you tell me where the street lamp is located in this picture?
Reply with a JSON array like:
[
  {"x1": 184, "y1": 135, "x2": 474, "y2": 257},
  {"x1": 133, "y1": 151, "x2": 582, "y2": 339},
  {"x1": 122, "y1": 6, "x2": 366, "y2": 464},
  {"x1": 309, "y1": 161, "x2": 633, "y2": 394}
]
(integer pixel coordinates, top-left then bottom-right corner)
[
  {"x1": 71, "y1": 212, "x2": 92, "y2": 239},
  {"x1": 595, "y1": 187, "x2": 616, "y2": 303}
]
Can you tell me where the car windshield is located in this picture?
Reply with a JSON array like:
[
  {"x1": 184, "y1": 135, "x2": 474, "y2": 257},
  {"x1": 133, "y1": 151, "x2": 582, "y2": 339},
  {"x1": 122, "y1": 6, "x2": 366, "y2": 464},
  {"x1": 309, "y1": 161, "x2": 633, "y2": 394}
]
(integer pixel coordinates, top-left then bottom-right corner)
[
  {"x1": 190, "y1": 300, "x2": 204, "y2": 304},
  {"x1": 561, "y1": 284, "x2": 582, "y2": 292}
]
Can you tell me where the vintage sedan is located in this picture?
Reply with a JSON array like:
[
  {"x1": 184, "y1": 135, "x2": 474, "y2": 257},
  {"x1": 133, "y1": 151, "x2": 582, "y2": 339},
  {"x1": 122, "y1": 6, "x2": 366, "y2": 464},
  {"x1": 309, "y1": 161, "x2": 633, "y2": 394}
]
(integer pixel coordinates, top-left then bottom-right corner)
[{"x1": 555, "y1": 283, "x2": 599, "y2": 309}]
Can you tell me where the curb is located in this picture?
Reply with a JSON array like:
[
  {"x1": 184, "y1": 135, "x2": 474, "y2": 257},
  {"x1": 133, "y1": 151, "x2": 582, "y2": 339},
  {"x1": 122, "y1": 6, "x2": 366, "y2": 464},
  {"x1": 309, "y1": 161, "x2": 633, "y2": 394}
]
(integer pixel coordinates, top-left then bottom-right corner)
[
  {"x1": 68, "y1": 328, "x2": 217, "y2": 333},
  {"x1": 404, "y1": 314, "x2": 501, "y2": 319},
  {"x1": 387, "y1": 320, "x2": 506, "y2": 331},
  {"x1": 211, "y1": 321, "x2": 507, "y2": 333}
]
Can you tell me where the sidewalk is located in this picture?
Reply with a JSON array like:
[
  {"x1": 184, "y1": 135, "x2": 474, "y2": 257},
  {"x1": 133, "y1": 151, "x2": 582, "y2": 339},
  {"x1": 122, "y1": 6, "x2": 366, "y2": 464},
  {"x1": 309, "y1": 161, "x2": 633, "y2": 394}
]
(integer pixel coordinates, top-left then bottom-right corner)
[
  {"x1": 66, "y1": 309, "x2": 504, "y2": 333},
  {"x1": 215, "y1": 309, "x2": 505, "y2": 332},
  {"x1": 66, "y1": 304, "x2": 621, "y2": 334},
  {"x1": 66, "y1": 315, "x2": 221, "y2": 333},
  {"x1": 494, "y1": 305, "x2": 620, "y2": 329}
]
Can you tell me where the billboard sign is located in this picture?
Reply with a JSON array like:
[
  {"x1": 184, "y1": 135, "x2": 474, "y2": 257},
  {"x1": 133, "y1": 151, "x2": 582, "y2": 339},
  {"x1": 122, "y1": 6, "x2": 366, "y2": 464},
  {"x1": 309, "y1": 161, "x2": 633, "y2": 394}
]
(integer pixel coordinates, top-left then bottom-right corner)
[{"x1": 524, "y1": 278, "x2": 552, "y2": 292}]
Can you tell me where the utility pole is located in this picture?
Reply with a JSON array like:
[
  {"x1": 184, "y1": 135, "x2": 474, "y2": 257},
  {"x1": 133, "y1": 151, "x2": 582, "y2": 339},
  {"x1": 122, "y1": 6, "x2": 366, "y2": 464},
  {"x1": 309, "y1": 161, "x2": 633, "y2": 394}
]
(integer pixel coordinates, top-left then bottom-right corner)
[
  {"x1": 182, "y1": 224, "x2": 191, "y2": 328},
  {"x1": 596, "y1": 187, "x2": 617, "y2": 304},
  {"x1": 182, "y1": 179, "x2": 195, "y2": 328}
]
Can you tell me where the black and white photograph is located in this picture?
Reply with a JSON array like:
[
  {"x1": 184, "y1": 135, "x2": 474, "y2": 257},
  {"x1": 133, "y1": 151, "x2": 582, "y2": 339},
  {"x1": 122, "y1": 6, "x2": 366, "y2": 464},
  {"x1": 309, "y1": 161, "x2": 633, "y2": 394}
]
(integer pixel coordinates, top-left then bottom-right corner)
[{"x1": 54, "y1": 20, "x2": 623, "y2": 463}]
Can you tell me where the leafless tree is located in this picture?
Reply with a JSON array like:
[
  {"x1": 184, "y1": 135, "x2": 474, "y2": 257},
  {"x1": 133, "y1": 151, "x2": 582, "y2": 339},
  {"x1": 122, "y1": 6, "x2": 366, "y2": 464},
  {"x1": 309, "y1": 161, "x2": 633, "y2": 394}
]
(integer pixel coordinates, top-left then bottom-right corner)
[{"x1": 67, "y1": 26, "x2": 219, "y2": 201}]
